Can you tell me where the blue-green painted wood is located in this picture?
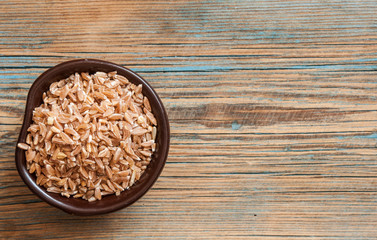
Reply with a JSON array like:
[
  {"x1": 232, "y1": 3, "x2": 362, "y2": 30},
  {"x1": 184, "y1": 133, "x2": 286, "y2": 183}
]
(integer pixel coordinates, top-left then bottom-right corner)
[{"x1": 1, "y1": 0, "x2": 377, "y2": 239}]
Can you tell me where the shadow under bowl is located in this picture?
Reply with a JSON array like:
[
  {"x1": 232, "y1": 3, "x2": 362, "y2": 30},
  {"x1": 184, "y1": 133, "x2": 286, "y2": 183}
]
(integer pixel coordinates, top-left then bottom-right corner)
[{"x1": 15, "y1": 59, "x2": 170, "y2": 216}]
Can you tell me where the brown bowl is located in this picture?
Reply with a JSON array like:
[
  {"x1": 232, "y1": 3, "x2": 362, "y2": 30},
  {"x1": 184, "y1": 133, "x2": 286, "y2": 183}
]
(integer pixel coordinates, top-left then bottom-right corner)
[{"x1": 15, "y1": 59, "x2": 170, "y2": 216}]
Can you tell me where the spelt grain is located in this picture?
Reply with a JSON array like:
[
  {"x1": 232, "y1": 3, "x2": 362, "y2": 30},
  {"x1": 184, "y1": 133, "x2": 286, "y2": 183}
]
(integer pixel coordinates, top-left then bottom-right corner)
[{"x1": 18, "y1": 72, "x2": 157, "y2": 201}]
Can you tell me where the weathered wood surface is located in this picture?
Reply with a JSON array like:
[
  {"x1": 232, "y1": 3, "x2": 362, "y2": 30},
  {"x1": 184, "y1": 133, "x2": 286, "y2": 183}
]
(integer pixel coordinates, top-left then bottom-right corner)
[{"x1": 1, "y1": 0, "x2": 377, "y2": 239}]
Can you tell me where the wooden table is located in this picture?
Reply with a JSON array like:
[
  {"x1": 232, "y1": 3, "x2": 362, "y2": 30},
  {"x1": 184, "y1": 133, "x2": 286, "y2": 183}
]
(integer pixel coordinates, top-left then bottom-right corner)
[{"x1": 1, "y1": 0, "x2": 377, "y2": 239}]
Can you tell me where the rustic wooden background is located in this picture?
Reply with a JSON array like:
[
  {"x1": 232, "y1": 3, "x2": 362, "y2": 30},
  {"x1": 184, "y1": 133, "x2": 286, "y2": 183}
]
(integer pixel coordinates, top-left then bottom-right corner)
[{"x1": 1, "y1": 0, "x2": 377, "y2": 239}]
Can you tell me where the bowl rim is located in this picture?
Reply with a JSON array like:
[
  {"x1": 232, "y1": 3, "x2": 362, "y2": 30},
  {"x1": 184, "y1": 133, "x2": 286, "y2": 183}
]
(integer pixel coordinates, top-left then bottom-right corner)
[{"x1": 15, "y1": 59, "x2": 170, "y2": 215}]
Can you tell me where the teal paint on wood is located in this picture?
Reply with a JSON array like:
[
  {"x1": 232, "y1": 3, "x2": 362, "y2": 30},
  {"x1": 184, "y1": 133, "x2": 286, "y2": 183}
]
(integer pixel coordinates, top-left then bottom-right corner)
[{"x1": 1, "y1": 0, "x2": 377, "y2": 239}]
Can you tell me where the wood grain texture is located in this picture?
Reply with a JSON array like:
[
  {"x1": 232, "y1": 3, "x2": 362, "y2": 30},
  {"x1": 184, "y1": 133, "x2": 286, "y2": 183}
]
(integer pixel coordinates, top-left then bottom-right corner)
[{"x1": 1, "y1": 0, "x2": 377, "y2": 239}]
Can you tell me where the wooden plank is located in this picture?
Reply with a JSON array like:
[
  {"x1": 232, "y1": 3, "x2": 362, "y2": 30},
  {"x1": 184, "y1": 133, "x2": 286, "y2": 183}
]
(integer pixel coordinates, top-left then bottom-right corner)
[{"x1": 1, "y1": 0, "x2": 377, "y2": 239}]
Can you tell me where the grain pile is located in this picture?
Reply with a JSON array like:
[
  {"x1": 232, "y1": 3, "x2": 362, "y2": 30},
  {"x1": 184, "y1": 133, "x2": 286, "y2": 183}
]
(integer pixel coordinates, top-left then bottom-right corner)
[{"x1": 17, "y1": 71, "x2": 157, "y2": 202}]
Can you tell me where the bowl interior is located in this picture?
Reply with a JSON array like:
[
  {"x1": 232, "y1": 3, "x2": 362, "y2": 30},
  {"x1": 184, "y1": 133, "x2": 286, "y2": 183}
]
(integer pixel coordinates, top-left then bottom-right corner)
[{"x1": 15, "y1": 59, "x2": 169, "y2": 216}]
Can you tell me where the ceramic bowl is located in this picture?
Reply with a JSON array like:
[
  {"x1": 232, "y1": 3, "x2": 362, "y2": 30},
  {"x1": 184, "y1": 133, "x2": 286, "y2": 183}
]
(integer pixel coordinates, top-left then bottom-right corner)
[{"x1": 15, "y1": 59, "x2": 170, "y2": 216}]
